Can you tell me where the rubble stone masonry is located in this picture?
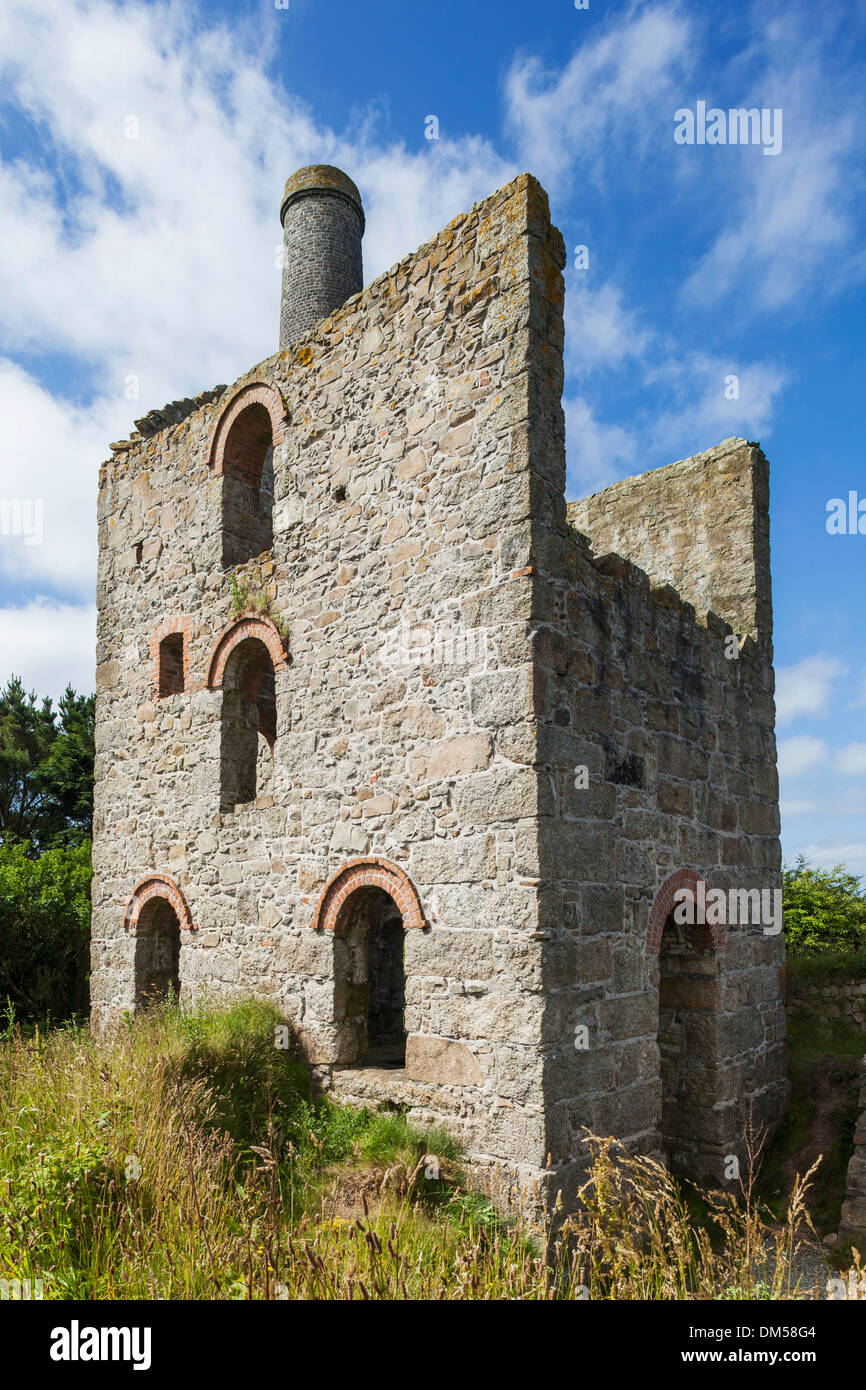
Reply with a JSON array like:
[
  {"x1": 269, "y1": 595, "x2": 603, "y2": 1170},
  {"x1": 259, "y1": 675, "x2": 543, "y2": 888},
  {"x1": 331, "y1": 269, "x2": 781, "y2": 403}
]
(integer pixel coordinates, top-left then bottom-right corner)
[{"x1": 91, "y1": 169, "x2": 788, "y2": 1212}]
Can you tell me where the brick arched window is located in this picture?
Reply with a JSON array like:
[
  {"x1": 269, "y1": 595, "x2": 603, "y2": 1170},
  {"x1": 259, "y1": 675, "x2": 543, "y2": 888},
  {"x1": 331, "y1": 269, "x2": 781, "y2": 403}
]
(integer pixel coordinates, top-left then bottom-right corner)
[
  {"x1": 311, "y1": 858, "x2": 425, "y2": 933},
  {"x1": 208, "y1": 620, "x2": 286, "y2": 811},
  {"x1": 645, "y1": 868, "x2": 727, "y2": 956},
  {"x1": 206, "y1": 616, "x2": 288, "y2": 689},
  {"x1": 149, "y1": 617, "x2": 192, "y2": 700},
  {"x1": 209, "y1": 383, "x2": 288, "y2": 568},
  {"x1": 312, "y1": 859, "x2": 424, "y2": 1069},
  {"x1": 123, "y1": 874, "x2": 195, "y2": 933},
  {"x1": 124, "y1": 874, "x2": 194, "y2": 1009}
]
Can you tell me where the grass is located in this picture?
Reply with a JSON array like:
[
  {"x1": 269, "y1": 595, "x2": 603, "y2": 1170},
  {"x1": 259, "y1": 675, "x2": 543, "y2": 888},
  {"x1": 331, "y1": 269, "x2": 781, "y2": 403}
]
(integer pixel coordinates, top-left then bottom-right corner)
[
  {"x1": 229, "y1": 566, "x2": 289, "y2": 640},
  {"x1": 757, "y1": 962, "x2": 865, "y2": 1239},
  {"x1": 787, "y1": 948, "x2": 866, "y2": 985},
  {"x1": 0, "y1": 999, "x2": 511, "y2": 1299},
  {"x1": 0, "y1": 998, "x2": 852, "y2": 1300}
]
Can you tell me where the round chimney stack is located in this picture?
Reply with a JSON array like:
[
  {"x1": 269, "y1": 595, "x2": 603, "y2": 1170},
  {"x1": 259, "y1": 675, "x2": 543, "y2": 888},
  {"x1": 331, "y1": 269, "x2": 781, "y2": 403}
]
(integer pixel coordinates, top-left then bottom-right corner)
[{"x1": 279, "y1": 165, "x2": 365, "y2": 349}]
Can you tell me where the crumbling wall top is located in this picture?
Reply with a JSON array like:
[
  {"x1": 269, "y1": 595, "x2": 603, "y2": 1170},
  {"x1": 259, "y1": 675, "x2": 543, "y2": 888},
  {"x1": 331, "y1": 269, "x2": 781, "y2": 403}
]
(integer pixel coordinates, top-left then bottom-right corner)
[{"x1": 567, "y1": 436, "x2": 772, "y2": 647}]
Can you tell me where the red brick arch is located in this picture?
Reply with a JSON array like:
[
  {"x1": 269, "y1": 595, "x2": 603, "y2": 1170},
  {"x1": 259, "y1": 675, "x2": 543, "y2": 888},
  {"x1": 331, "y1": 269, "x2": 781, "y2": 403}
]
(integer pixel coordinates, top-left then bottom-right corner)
[
  {"x1": 646, "y1": 867, "x2": 727, "y2": 956},
  {"x1": 206, "y1": 616, "x2": 288, "y2": 689},
  {"x1": 148, "y1": 615, "x2": 193, "y2": 700},
  {"x1": 208, "y1": 382, "x2": 288, "y2": 478},
  {"x1": 312, "y1": 858, "x2": 425, "y2": 933},
  {"x1": 123, "y1": 874, "x2": 195, "y2": 934}
]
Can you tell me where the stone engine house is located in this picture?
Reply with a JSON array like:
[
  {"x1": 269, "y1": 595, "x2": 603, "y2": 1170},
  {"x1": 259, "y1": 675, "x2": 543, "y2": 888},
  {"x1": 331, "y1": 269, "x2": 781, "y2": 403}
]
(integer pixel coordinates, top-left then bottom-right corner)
[{"x1": 91, "y1": 165, "x2": 788, "y2": 1205}]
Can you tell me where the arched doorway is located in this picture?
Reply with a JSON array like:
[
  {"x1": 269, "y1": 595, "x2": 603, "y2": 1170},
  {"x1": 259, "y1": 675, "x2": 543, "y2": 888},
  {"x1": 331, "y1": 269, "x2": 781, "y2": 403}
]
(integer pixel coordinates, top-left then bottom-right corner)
[
  {"x1": 657, "y1": 912, "x2": 723, "y2": 1174},
  {"x1": 219, "y1": 636, "x2": 277, "y2": 810},
  {"x1": 647, "y1": 870, "x2": 727, "y2": 1178},
  {"x1": 134, "y1": 897, "x2": 181, "y2": 1007},
  {"x1": 336, "y1": 887, "x2": 407, "y2": 1067},
  {"x1": 312, "y1": 858, "x2": 425, "y2": 1070}
]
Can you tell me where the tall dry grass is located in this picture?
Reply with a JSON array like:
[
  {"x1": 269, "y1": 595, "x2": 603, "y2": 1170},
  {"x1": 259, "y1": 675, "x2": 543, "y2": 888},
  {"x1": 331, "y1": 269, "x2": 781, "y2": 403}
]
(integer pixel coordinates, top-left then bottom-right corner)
[{"x1": 0, "y1": 999, "x2": 843, "y2": 1300}]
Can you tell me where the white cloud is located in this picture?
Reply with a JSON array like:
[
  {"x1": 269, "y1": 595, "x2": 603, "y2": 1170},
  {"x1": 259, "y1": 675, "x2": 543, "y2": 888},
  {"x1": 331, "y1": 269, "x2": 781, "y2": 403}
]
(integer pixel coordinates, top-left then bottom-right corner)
[
  {"x1": 0, "y1": 0, "x2": 514, "y2": 690},
  {"x1": 796, "y1": 841, "x2": 866, "y2": 878},
  {"x1": 0, "y1": 0, "x2": 512, "y2": 396},
  {"x1": 834, "y1": 743, "x2": 866, "y2": 776},
  {"x1": 504, "y1": 3, "x2": 693, "y2": 190},
  {"x1": 346, "y1": 140, "x2": 516, "y2": 287},
  {"x1": 777, "y1": 734, "x2": 828, "y2": 778},
  {"x1": 0, "y1": 601, "x2": 97, "y2": 701},
  {"x1": 681, "y1": 132, "x2": 859, "y2": 312},
  {"x1": 564, "y1": 277, "x2": 652, "y2": 376},
  {"x1": 0, "y1": 359, "x2": 115, "y2": 599},
  {"x1": 643, "y1": 352, "x2": 788, "y2": 462},
  {"x1": 779, "y1": 798, "x2": 817, "y2": 818},
  {"x1": 503, "y1": 1, "x2": 865, "y2": 320},
  {"x1": 775, "y1": 654, "x2": 845, "y2": 726},
  {"x1": 564, "y1": 395, "x2": 639, "y2": 497},
  {"x1": 502, "y1": 5, "x2": 796, "y2": 478},
  {"x1": 679, "y1": 12, "x2": 866, "y2": 312},
  {"x1": 563, "y1": 334, "x2": 787, "y2": 492}
]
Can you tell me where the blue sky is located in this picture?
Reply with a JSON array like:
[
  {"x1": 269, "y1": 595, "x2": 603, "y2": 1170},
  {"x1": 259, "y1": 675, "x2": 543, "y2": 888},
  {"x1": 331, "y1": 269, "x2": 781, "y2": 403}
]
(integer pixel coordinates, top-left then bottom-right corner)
[{"x1": 0, "y1": 0, "x2": 863, "y2": 872}]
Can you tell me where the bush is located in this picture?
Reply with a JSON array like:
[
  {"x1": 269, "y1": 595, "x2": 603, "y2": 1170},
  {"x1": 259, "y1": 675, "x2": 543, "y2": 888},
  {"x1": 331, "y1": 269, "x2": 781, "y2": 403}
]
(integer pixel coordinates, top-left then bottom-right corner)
[
  {"x1": 0, "y1": 838, "x2": 91, "y2": 1022},
  {"x1": 170, "y1": 998, "x2": 311, "y2": 1154},
  {"x1": 783, "y1": 856, "x2": 866, "y2": 957}
]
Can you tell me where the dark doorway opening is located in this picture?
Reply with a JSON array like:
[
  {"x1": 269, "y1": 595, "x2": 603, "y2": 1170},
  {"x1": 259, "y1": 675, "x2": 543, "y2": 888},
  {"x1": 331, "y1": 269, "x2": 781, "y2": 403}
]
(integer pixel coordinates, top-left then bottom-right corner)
[
  {"x1": 336, "y1": 887, "x2": 406, "y2": 1068},
  {"x1": 367, "y1": 915, "x2": 406, "y2": 1059},
  {"x1": 658, "y1": 912, "x2": 721, "y2": 1174},
  {"x1": 134, "y1": 898, "x2": 181, "y2": 1008},
  {"x1": 220, "y1": 637, "x2": 277, "y2": 810}
]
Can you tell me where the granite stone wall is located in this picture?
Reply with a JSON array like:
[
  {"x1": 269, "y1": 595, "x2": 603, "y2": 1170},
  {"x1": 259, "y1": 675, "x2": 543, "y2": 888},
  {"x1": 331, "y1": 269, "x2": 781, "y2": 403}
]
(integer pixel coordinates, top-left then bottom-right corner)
[
  {"x1": 533, "y1": 486, "x2": 787, "y2": 1199},
  {"x1": 788, "y1": 978, "x2": 866, "y2": 1032},
  {"x1": 567, "y1": 439, "x2": 773, "y2": 651},
  {"x1": 91, "y1": 167, "x2": 787, "y2": 1209},
  {"x1": 840, "y1": 1060, "x2": 866, "y2": 1245},
  {"x1": 93, "y1": 173, "x2": 565, "y2": 1192}
]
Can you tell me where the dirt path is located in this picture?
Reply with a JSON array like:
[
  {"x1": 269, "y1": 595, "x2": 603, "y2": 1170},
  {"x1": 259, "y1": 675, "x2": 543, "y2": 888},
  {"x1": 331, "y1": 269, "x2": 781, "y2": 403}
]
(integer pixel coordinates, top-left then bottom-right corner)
[
  {"x1": 782, "y1": 1065, "x2": 841, "y2": 1201},
  {"x1": 776, "y1": 1059, "x2": 855, "y2": 1297}
]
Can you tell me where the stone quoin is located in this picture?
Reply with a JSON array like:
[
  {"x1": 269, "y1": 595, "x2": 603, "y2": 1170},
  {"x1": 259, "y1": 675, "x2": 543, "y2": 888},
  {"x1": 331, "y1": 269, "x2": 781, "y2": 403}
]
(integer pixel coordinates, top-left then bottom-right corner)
[{"x1": 90, "y1": 164, "x2": 788, "y2": 1211}]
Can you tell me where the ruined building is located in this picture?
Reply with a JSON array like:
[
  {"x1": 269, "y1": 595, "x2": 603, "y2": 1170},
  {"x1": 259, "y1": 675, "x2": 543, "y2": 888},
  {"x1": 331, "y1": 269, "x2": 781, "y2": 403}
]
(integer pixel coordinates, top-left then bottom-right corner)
[{"x1": 91, "y1": 166, "x2": 788, "y2": 1207}]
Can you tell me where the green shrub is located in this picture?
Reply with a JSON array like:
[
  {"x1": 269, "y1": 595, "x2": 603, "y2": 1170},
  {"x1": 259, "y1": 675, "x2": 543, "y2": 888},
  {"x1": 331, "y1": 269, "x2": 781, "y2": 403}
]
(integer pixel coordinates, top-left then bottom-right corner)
[
  {"x1": 0, "y1": 838, "x2": 91, "y2": 1022},
  {"x1": 783, "y1": 856, "x2": 866, "y2": 957},
  {"x1": 169, "y1": 998, "x2": 311, "y2": 1154}
]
